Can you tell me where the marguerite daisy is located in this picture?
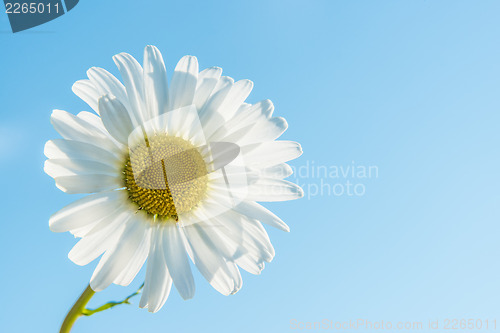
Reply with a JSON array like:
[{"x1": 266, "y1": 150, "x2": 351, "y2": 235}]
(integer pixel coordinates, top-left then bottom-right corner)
[{"x1": 45, "y1": 45, "x2": 303, "y2": 313}]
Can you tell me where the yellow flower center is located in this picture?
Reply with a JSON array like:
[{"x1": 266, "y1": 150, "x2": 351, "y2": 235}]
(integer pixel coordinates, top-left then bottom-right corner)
[{"x1": 123, "y1": 134, "x2": 208, "y2": 222}]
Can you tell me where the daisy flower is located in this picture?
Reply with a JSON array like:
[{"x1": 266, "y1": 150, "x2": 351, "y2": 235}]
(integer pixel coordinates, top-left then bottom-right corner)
[{"x1": 45, "y1": 45, "x2": 303, "y2": 313}]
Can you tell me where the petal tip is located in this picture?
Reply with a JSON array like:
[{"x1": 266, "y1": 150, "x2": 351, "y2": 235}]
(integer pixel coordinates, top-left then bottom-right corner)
[
  {"x1": 297, "y1": 186, "x2": 304, "y2": 198},
  {"x1": 43, "y1": 140, "x2": 53, "y2": 158}
]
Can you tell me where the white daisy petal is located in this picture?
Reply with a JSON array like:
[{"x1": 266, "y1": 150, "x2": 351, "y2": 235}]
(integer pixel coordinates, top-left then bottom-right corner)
[
  {"x1": 183, "y1": 220, "x2": 241, "y2": 296},
  {"x1": 209, "y1": 208, "x2": 275, "y2": 262},
  {"x1": 77, "y1": 112, "x2": 124, "y2": 151},
  {"x1": 212, "y1": 99, "x2": 275, "y2": 142},
  {"x1": 190, "y1": 219, "x2": 243, "y2": 293},
  {"x1": 218, "y1": 79, "x2": 253, "y2": 121},
  {"x1": 44, "y1": 159, "x2": 118, "y2": 178},
  {"x1": 53, "y1": 174, "x2": 122, "y2": 194},
  {"x1": 231, "y1": 99, "x2": 274, "y2": 120},
  {"x1": 87, "y1": 67, "x2": 129, "y2": 108},
  {"x1": 67, "y1": 201, "x2": 127, "y2": 241},
  {"x1": 201, "y1": 222, "x2": 265, "y2": 275},
  {"x1": 225, "y1": 261, "x2": 242, "y2": 294},
  {"x1": 113, "y1": 52, "x2": 145, "y2": 125},
  {"x1": 51, "y1": 109, "x2": 102, "y2": 142},
  {"x1": 50, "y1": 110, "x2": 121, "y2": 153},
  {"x1": 114, "y1": 222, "x2": 152, "y2": 286},
  {"x1": 162, "y1": 104, "x2": 206, "y2": 145},
  {"x1": 212, "y1": 75, "x2": 234, "y2": 96},
  {"x1": 236, "y1": 117, "x2": 288, "y2": 145},
  {"x1": 72, "y1": 79, "x2": 99, "y2": 113},
  {"x1": 169, "y1": 55, "x2": 198, "y2": 110},
  {"x1": 233, "y1": 201, "x2": 290, "y2": 232},
  {"x1": 199, "y1": 76, "x2": 234, "y2": 138},
  {"x1": 213, "y1": 125, "x2": 254, "y2": 146},
  {"x1": 199, "y1": 75, "x2": 234, "y2": 122},
  {"x1": 234, "y1": 254, "x2": 265, "y2": 275},
  {"x1": 238, "y1": 218, "x2": 275, "y2": 259},
  {"x1": 246, "y1": 178, "x2": 304, "y2": 202},
  {"x1": 98, "y1": 95, "x2": 135, "y2": 144},
  {"x1": 207, "y1": 103, "x2": 262, "y2": 142},
  {"x1": 162, "y1": 223, "x2": 195, "y2": 300},
  {"x1": 49, "y1": 190, "x2": 126, "y2": 233},
  {"x1": 44, "y1": 139, "x2": 121, "y2": 163},
  {"x1": 143, "y1": 45, "x2": 169, "y2": 121},
  {"x1": 256, "y1": 99, "x2": 275, "y2": 118},
  {"x1": 140, "y1": 226, "x2": 173, "y2": 312},
  {"x1": 68, "y1": 209, "x2": 129, "y2": 265},
  {"x1": 69, "y1": 223, "x2": 100, "y2": 238},
  {"x1": 75, "y1": 111, "x2": 106, "y2": 133},
  {"x1": 243, "y1": 141, "x2": 303, "y2": 168},
  {"x1": 194, "y1": 67, "x2": 222, "y2": 111},
  {"x1": 138, "y1": 229, "x2": 156, "y2": 308},
  {"x1": 90, "y1": 217, "x2": 148, "y2": 292},
  {"x1": 257, "y1": 163, "x2": 293, "y2": 179}
]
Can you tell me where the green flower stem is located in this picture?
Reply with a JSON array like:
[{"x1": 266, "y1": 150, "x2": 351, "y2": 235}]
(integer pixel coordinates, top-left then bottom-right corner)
[{"x1": 59, "y1": 284, "x2": 95, "y2": 333}]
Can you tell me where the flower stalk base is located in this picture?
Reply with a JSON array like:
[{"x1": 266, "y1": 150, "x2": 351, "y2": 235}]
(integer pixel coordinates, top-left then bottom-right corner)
[{"x1": 59, "y1": 285, "x2": 95, "y2": 333}]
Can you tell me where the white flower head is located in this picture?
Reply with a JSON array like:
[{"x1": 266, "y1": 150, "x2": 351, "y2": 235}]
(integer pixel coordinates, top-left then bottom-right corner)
[{"x1": 45, "y1": 45, "x2": 303, "y2": 312}]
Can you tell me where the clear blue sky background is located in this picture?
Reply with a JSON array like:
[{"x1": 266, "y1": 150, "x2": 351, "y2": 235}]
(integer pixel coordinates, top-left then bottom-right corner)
[{"x1": 1, "y1": 1, "x2": 500, "y2": 332}]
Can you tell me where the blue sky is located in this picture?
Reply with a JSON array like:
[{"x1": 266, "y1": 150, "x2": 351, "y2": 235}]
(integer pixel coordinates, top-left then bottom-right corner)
[{"x1": 1, "y1": 0, "x2": 500, "y2": 332}]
